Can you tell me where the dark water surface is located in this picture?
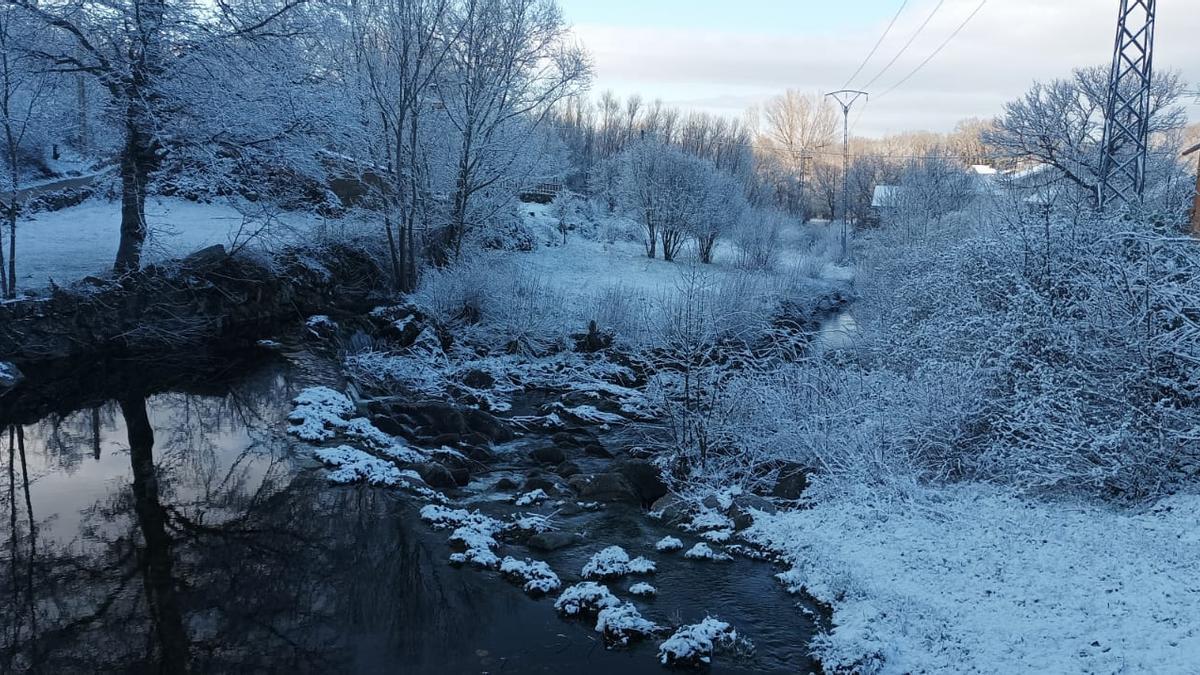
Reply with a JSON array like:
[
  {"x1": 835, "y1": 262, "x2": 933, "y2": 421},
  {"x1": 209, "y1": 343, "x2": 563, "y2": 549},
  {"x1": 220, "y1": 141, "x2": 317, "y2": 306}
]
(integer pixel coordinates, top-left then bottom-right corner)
[{"x1": 0, "y1": 352, "x2": 819, "y2": 674}]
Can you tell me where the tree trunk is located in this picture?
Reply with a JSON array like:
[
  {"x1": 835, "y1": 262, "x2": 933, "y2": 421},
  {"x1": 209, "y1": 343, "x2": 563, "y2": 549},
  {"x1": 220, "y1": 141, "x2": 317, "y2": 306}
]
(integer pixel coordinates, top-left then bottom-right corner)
[
  {"x1": 5, "y1": 208, "x2": 13, "y2": 296},
  {"x1": 114, "y1": 120, "x2": 150, "y2": 275}
]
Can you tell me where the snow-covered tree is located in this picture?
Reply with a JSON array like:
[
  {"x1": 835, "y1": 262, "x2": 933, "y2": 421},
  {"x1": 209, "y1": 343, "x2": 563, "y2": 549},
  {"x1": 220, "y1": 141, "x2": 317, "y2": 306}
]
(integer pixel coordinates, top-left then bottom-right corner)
[
  {"x1": 438, "y1": 0, "x2": 590, "y2": 258},
  {"x1": 986, "y1": 65, "x2": 1187, "y2": 202}
]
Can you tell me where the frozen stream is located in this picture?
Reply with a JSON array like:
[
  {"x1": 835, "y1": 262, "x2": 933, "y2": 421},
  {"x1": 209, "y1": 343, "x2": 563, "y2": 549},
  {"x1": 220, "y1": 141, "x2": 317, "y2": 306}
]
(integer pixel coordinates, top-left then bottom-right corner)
[{"x1": 0, "y1": 351, "x2": 822, "y2": 673}]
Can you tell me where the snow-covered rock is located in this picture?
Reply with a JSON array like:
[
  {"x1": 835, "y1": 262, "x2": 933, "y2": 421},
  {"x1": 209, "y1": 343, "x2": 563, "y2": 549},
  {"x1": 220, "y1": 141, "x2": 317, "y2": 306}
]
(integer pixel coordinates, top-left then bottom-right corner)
[
  {"x1": 596, "y1": 602, "x2": 661, "y2": 646},
  {"x1": 629, "y1": 582, "x2": 657, "y2": 597},
  {"x1": 499, "y1": 556, "x2": 561, "y2": 595},
  {"x1": 313, "y1": 446, "x2": 407, "y2": 486},
  {"x1": 513, "y1": 488, "x2": 549, "y2": 506},
  {"x1": 683, "y1": 542, "x2": 733, "y2": 561},
  {"x1": 657, "y1": 617, "x2": 738, "y2": 667},
  {"x1": 627, "y1": 556, "x2": 657, "y2": 574},
  {"x1": 554, "y1": 582, "x2": 620, "y2": 617},
  {"x1": 702, "y1": 529, "x2": 734, "y2": 544},
  {"x1": 582, "y1": 546, "x2": 631, "y2": 579},
  {"x1": 655, "y1": 536, "x2": 684, "y2": 552},
  {"x1": 419, "y1": 504, "x2": 504, "y2": 568},
  {"x1": 0, "y1": 361, "x2": 23, "y2": 390},
  {"x1": 288, "y1": 386, "x2": 354, "y2": 441}
]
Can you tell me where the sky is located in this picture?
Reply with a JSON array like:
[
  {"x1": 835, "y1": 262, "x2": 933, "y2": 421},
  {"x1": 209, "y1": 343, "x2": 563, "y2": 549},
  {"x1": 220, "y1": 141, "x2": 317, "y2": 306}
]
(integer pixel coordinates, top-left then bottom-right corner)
[{"x1": 557, "y1": 0, "x2": 1200, "y2": 137}]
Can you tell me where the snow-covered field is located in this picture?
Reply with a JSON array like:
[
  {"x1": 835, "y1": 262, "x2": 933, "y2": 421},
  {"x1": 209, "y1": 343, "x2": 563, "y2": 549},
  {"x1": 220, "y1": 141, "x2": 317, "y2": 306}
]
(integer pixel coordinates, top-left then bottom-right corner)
[
  {"x1": 11, "y1": 197, "x2": 361, "y2": 290},
  {"x1": 747, "y1": 486, "x2": 1200, "y2": 674}
]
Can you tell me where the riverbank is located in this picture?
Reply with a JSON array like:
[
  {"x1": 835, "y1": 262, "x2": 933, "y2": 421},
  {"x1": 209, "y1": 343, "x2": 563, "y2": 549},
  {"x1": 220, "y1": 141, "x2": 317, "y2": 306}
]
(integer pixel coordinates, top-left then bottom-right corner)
[{"x1": 745, "y1": 484, "x2": 1200, "y2": 673}]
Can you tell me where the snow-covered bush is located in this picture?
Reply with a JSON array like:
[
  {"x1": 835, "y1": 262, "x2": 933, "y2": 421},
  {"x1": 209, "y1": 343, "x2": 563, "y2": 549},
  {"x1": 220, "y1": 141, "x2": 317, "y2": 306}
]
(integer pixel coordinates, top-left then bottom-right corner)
[
  {"x1": 413, "y1": 255, "x2": 572, "y2": 355},
  {"x1": 733, "y1": 208, "x2": 786, "y2": 271}
]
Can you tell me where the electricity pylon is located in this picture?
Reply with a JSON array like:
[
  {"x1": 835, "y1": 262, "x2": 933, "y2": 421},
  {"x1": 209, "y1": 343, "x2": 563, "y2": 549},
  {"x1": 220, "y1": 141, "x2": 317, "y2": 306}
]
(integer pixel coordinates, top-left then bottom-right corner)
[
  {"x1": 825, "y1": 89, "x2": 868, "y2": 259},
  {"x1": 1097, "y1": 0, "x2": 1156, "y2": 209}
]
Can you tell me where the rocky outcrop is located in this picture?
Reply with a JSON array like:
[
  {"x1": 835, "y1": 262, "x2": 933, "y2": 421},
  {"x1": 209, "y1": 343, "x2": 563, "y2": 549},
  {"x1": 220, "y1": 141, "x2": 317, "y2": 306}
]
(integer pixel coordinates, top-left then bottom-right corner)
[{"x1": 0, "y1": 243, "x2": 384, "y2": 364}]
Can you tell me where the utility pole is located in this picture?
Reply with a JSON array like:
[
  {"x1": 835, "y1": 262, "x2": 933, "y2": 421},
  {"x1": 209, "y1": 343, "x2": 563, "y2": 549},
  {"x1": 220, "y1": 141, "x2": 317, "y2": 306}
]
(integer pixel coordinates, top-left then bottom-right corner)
[
  {"x1": 826, "y1": 90, "x2": 868, "y2": 260},
  {"x1": 1097, "y1": 0, "x2": 1156, "y2": 209},
  {"x1": 1184, "y1": 142, "x2": 1200, "y2": 235}
]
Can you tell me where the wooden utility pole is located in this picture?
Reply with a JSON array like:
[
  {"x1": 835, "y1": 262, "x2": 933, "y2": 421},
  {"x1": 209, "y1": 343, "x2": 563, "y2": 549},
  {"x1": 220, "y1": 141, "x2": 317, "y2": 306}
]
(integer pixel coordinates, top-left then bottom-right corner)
[{"x1": 1185, "y1": 142, "x2": 1200, "y2": 235}]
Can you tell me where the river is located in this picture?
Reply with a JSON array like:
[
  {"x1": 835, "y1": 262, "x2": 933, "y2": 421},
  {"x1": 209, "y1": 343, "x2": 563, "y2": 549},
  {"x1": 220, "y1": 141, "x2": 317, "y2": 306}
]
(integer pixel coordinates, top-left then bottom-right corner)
[{"x1": 0, "y1": 349, "x2": 822, "y2": 673}]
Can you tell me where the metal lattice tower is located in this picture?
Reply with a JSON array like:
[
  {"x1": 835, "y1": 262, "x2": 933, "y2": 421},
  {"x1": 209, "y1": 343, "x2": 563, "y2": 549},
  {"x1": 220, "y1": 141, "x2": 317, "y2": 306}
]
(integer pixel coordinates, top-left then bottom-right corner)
[{"x1": 1097, "y1": 0, "x2": 1156, "y2": 209}]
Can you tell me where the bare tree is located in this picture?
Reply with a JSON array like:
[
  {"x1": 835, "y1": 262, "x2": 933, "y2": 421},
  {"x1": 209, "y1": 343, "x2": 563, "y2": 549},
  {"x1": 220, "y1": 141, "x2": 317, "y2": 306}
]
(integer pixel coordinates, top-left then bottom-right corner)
[
  {"x1": 758, "y1": 89, "x2": 837, "y2": 217},
  {"x1": 986, "y1": 65, "x2": 1186, "y2": 200},
  {"x1": 439, "y1": 0, "x2": 590, "y2": 258}
]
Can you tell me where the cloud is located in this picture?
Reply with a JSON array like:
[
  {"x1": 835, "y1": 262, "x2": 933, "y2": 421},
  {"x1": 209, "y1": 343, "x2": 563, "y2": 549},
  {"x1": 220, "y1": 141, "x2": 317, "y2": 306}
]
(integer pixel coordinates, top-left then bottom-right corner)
[{"x1": 572, "y1": 0, "x2": 1200, "y2": 136}]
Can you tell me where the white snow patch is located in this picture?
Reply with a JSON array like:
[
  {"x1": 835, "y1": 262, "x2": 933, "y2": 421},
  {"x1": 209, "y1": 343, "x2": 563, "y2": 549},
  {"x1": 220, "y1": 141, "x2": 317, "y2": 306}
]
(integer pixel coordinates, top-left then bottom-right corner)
[
  {"x1": 313, "y1": 446, "x2": 403, "y2": 486},
  {"x1": 655, "y1": 536, "x2": 684, "y2": 552},
  {"x1": 629, "y1": 582, "x2": 657, "y2": 597},
  {"x1": 627, "y1": 556, "x2": 657, "y2": 575},
  {"x1": 499, "y1": 556, "x2": 562, "y2": 595},
  {"x1": 513, "y1": 488, "x2": 549, "y2": 507},
  {"x1": 554, "y1": 581, "x2": 621, "y2": 616},
  {"x1": 702, "y1": 529, "x2": 734, "y2": 544},
  {"x1": 658, "y1": 617, "x2": 738, "y2": 667},
  {"x1": 582, "y1": 546, "x2": 631, "y2": 579},
  {"x1": 596, "y1": 602, "x2": 661, "y2": 646},
  {"x1": 288, "y1": 386, "x2": 354, "y2": 441},
  {"x1": 746, "y1": 486, "x2": 1200, "y2": 674},
  {"x1": 683, "y1": 542, "x2": 733, "y2": 562}
]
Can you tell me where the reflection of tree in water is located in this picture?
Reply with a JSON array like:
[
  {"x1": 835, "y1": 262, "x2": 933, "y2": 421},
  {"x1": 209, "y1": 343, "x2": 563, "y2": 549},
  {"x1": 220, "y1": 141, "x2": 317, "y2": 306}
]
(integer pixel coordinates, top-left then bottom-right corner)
[{"x1": 1, "y1": 362, "x2": 502, "y2": 674}]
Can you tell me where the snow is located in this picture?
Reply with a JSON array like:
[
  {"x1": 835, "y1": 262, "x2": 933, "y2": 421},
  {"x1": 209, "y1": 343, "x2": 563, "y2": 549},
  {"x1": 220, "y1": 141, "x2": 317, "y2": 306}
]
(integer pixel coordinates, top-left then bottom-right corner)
[
  {"x1": 626, "y1": 556, "x2": 657, "y2": 575},
  {"x1": 12, "y1": 197, "x2": 362, "y2": 290},
  {"x1": 582, "y1": 545, "x2": 631, "y2": 579},
  {"x1": 287, "y1": 386, "x2": 354, "y2": 441},
  {"x1": 312, "y1": 446, "x2": 406, "y2": 486},
  {"x1": 419, "y1": 504, "x2": 505, "y2": 568},
  {"x1": 513, "y1": 488, "x2": 549, "y2": 506},
  {"x1": 499, "y1": 556, "x2": 562, "y2": 595},
  {"x1": 654, "y1": 536, "x2": 684, "y2": 552},
  {"x1": 657, "y1": 617, "x2": 738, "y2": 667},
  {"x1": 629, "y1": 582, "x2": 657, "y2": 597},
  {"x1": 685, "y1": 509, "x2": 734, "y2": 532},
  {"x1": 683, "y1": 542, "x2": 732, "y2": 562},
  {"x1": 595, "y1": 602, "x2": 661, "y2": 646},
  {"x1": 746, "y1": 486, "x2": 1200, "y2": 674},
  {"x1": 701, "y1": 529, "x2": 733, "y2": 543},
  {"x1": 554, "y1": 582, "x2": 621, "y2": 617}
]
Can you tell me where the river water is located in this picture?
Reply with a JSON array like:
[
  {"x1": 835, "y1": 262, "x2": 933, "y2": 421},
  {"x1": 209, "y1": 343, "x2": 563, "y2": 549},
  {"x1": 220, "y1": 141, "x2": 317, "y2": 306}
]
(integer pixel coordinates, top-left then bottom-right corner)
[{"x1": 0, "y1": 350, "x2": 821, "y2": 674}]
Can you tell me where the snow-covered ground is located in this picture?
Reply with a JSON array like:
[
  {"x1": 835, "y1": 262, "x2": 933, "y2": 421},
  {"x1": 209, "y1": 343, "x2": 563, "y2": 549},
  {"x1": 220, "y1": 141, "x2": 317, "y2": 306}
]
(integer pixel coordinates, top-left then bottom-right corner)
[
  {"x1": 746, "y1": 485, "x2": 1200, "y2": 674},
  {"x1": 10, "y1": 197, "x2": 362, "y2": 291}
]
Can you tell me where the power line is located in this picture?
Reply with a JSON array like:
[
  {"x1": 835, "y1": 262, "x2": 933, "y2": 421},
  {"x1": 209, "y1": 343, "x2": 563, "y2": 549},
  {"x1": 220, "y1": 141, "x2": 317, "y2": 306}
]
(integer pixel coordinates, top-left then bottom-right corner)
[
  {"x1": 860, "y1": 0, "x2": 946, "y2": 91},
  {"x1": 876, "y1": 0, "x2": 988, "y2": 100},
  {"x1": 841, "y1": 0, "x2": 911, "y2": 90}
]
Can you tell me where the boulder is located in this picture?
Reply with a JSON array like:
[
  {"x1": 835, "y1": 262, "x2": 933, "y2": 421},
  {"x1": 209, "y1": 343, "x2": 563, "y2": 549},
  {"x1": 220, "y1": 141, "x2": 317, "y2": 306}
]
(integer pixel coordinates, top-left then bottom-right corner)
[
  {"x1": 584, "y1": 443, "x2": 614, "y2": 459},
  {"x1": 528, "y1": 531, "x2": 583, "y2": 552},
  {"x1": 370, "y1": 414, "x2": 414, "y2": 439},
  {"x1": 464, "y1": 445, "x2": 496, "y2": 463},
  {"x1": 771, "y1": 465, "x2": 811, "y2": 500},
  {"x1": 568, "y1": 473, "x2": 640, "y2": 504},
  {"x1": 614, "y1": 460, "x2": 668, "y2": 505},
  {"x1": 556, "y1": 461, "x2": 583, "y2": 478},
  {"x1": 494, "y1": 477, "x2": 519, "y2": 491},
  {"x1": 462, "y1": 368, "x2": 495, "y2": 389},
  {"x1": 729, "y1": 494, "x2": 777, "y2": 530},
  {"x1": 649, "y1": 493, "x2": 690, "y2": 523},
  {"x1": 417, "y1": 462, "x2": 457, "y2": 488},
  {"x1": 461, "y1": 408, "x2": 515, "y2": 443},
  {"x1": 552, "y1": 431, "x2": 595, "y2": 448},
  {"x1": 449, "y1": 466, "x2": 471, "y2": 487},
  {"x1": 427, "y1": 432, "x2": 462, "y2": 448},
  {"x1": 521, "y1": 476, "x2": 559, "y2": 495},
  {"x1": 529, "y1": 445, "x2": 566, "y2": 465}
]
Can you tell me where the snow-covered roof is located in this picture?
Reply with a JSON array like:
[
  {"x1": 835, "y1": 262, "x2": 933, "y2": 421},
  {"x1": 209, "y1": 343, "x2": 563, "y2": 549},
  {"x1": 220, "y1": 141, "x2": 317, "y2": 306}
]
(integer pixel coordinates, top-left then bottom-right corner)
[
  {"x1": 971, "y1": 165, "x2": 998, "y2": 175},
  {"x1": 1004, "y1": 163, "x2": 1053, "y2": 181}
]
